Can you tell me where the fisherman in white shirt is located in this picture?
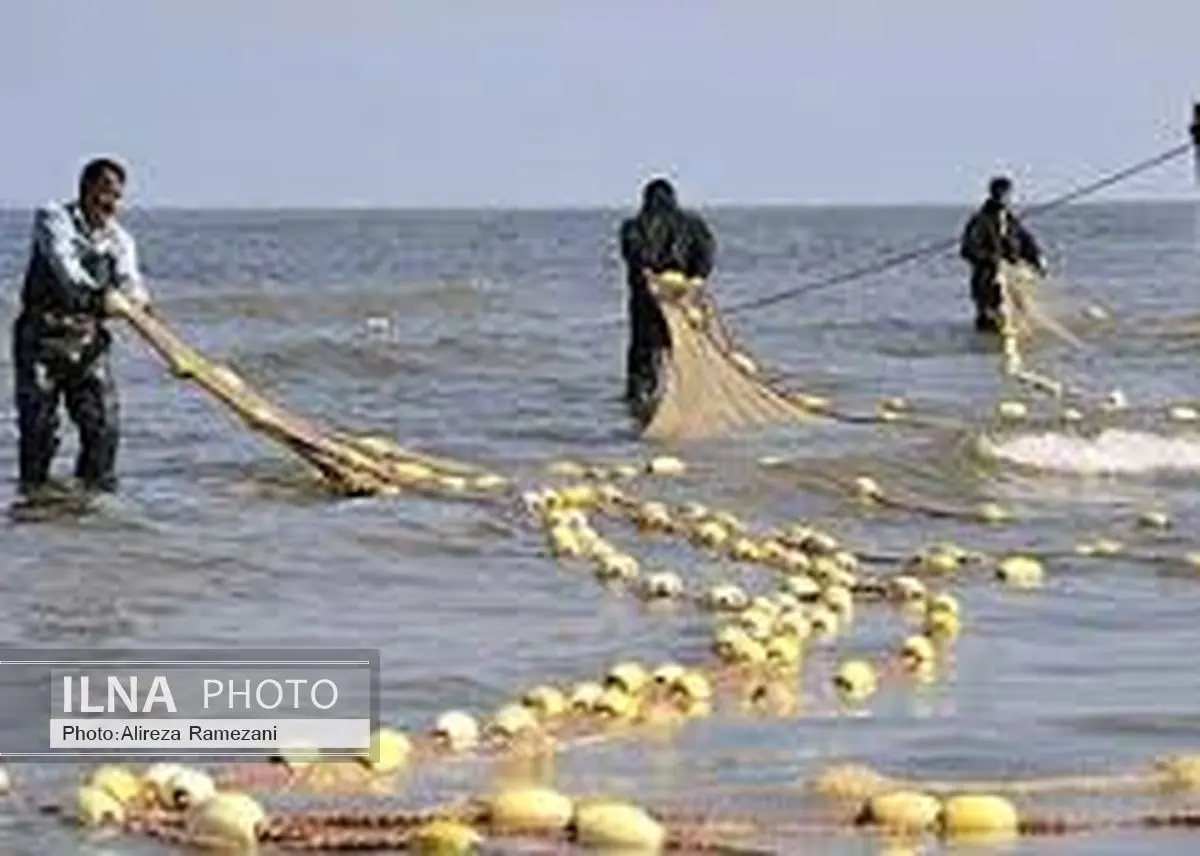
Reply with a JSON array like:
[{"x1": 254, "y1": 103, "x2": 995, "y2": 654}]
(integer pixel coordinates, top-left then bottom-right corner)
[{"x1": 12, "y1": 157, "x2": 152, "y2": 497}]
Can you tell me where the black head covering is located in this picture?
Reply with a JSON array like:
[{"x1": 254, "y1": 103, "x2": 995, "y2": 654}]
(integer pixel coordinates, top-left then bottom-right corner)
[
  {"x1": 630, "y1": 177, "x2": 686, "y2": 275},
  {"x1": 641, "y1": 178, "x2": 678, "y2": 214},
  {"x1": 988, "y1": 176, "x2": 1013, "y2": 201}
]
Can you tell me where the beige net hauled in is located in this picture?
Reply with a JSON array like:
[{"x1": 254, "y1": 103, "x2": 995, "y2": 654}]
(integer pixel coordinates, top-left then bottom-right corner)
[
  {"x1": 106, "y1": 292, "x2": 509, "y2": 498},
  {"x1": 995, "y1": 260, "x2": 1084, "y2": 398},
  {"x1": 636, "y1": 272, "x2": 819, "y2": 443}
]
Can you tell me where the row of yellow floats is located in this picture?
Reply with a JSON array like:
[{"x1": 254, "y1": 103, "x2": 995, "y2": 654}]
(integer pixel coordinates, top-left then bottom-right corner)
[
  {"x1": 522, "y1": 479, "x2": 977, "y2": 707},
  {"x1": 64, "y1": 760, "x2": 669, "y2": 853},
  {"x1": 39, "y1": 460, "x2": 991, "y2": 851},
  {"x1": 56, "y1": 746, "x2": 1200, "y2": 852},
  {"x1": 545, "y1": 451, "x2": 1188, "y2": 573},
  {"x1": 993, "y1": 394, "x2": 1200, "y2": 425},
  {"x1": 34, "y1": 452, "x2": 1200, "y2": 853},
  {"x1": 526, "y1": 469, "x2": 1050, "y2": 594}
]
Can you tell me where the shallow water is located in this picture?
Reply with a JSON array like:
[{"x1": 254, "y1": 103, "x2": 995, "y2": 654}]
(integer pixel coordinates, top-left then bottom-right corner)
[{"x1": 1, "y1": 202, "x2": 1199, "y2": 854}]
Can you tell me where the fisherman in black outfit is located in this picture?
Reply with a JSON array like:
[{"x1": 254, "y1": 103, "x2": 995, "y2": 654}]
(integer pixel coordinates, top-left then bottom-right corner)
[
  {"x1": 618, "y1": 177, "x2": 716, "y2": 416},
  {"x1": 959, "y1": 176, "x2": 1044, "y2": 332}
]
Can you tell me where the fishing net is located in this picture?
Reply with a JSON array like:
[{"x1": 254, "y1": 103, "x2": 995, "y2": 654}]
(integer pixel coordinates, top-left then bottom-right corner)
[
  {"x1": 107, "y1": 292, "x2": 509, "y2": 498},
  {"x1": 995, "y1": 260, "x2": 1088, "y2": 398},
  {"x1": 638, "y1": 272, "x2": 818, "y2": 442},
  {"x1": 997, "y1": 260, "x2": 1084, "y2": 351},
  {"x1": 633, "y1": 262, "x2": 1093, "y2": 443}
]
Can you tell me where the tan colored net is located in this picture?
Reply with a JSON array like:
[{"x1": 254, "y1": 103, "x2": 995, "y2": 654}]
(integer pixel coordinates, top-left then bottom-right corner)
[
  {"x1": 638, "y1": 262, "x2": 1085, "y2": 441},
  {"x1": 995, "y1": 260, "x2": 1083, "y2": 397},
  {"x1": 997, "y1": 260, "x2": 1081, "y2": 350},
  {"x1": 107, "y1": 292, "x2": 508, "y2": 498},
  {"x1": 638, "y1": 272, "x2": 818, "y2": 442}
]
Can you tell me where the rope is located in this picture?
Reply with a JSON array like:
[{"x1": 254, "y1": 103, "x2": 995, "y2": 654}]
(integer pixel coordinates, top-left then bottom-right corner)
[{"x1": 723, "y1": 142, "x2": 1193, "y2": 316}]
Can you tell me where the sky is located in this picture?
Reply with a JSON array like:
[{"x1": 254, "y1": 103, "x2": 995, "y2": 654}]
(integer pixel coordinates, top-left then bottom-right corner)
[{"x1": 1, "y1": 0, "x2": 1198, "y2": 209}]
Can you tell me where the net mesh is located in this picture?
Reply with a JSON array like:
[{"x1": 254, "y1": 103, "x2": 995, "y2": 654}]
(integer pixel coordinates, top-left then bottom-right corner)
[
  {"x1": 110, "y1": 293, "x2": 506, "y2": 496},
  {"x1": 995, "y1": 260, "x2": 1086, "y2": 397},
  {"x1": 638, "y1": 273, "x2": 817, "y2": 442},
  {"x1": 111, "y1": 263, "x2": 1077, "y2": 470},
  {"x1": 997, "y1": 260, "x2": 1082, "y2": 352},
  {"x1": 638, "y1": 262, "x2": 1086, "y2": 442}
]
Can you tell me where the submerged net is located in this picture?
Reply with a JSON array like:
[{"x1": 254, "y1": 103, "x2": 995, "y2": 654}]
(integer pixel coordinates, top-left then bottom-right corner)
[
  {"x1": 638, "y1": 273, "x2": 818, "y2": 442},
  {"x1": 108, "y1": 293, "x2": 509, "y2": 498}
]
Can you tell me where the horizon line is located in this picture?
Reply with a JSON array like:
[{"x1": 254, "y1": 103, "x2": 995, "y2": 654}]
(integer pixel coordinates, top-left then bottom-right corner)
[{"x1": 0, "y1": 194, "x2": 1195, "y2": 214}]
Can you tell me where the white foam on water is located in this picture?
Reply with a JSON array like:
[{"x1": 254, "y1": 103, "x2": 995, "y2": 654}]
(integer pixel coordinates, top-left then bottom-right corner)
[{"x1": 982, "y1": 428, "x2": 1200, "y2": 475}]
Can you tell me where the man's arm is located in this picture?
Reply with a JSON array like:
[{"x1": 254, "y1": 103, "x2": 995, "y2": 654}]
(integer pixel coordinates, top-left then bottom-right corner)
[
  {"x1": 619, "y1": 219, "x2": 645, "y2": 270},
  {"x1": 959, "y1": 213, "x2": 986, "y2": 263},
  {"x1": 1011, "y1": 216, "x2": 1044, "y2": 272},
  {"x1": 31, "y1": 204, "x2": 105, "y2": 314},
  {"x1": 110, "y1": 226, "x2": 151, "y2": 308},
  {"x1": 687, "y1": 214, "x2": 716, "y2": 279}
]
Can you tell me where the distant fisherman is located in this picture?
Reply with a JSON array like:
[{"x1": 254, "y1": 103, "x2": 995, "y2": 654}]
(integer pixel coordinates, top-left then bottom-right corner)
[
  {"x1": 618, "y1": 177, "x2": 716, "y2": 416},
  {"x1": 12, "y1": 157, "x2": 152, "y2": 497},
  {"x1": 959, "y1": 176, "x2": 1044, "y2": 332}
]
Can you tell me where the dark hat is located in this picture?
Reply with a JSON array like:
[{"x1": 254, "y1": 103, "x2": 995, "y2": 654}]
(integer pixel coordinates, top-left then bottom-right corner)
[
  {"x1": 988, "y1": 176, "x2": 1013, "y2": 199},
  {"x1": 641, "y1": 177, "x2": 677, "y2": 210}
]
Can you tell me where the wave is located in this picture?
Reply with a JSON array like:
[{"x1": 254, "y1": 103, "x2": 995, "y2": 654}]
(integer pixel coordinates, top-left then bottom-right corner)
[{"x1": 979, "y1": 428, "x2": 1200, "y2": 475}]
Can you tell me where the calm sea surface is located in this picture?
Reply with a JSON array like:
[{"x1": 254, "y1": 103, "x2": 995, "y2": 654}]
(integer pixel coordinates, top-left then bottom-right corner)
[{"x1": 0, "y1": 203, "x2": 1199, "y2": 854}]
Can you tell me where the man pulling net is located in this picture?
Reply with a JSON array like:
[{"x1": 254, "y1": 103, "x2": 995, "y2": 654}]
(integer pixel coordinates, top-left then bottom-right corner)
[
  {"x1": 618, "y1": 177, "x2": 716, "y2": 419},
  {"x1": 11, "y1": 157, "x2": 153, "y2": 500},
  {"x1": 9, "y1": 158, "x2": 508, "y2": 502},
  {"x1": 617, "y1": 177, "x2": 820, "y2": 442},
  {"x1": 612, "y1": 173, "x2": 1089, "y2": 443},
  {"x1": 958, "y1": 176, "x2": 1092, "y2": 399},
  {"x1": 959, "y1": 176, "x2": 1046, "y2": 334}
]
